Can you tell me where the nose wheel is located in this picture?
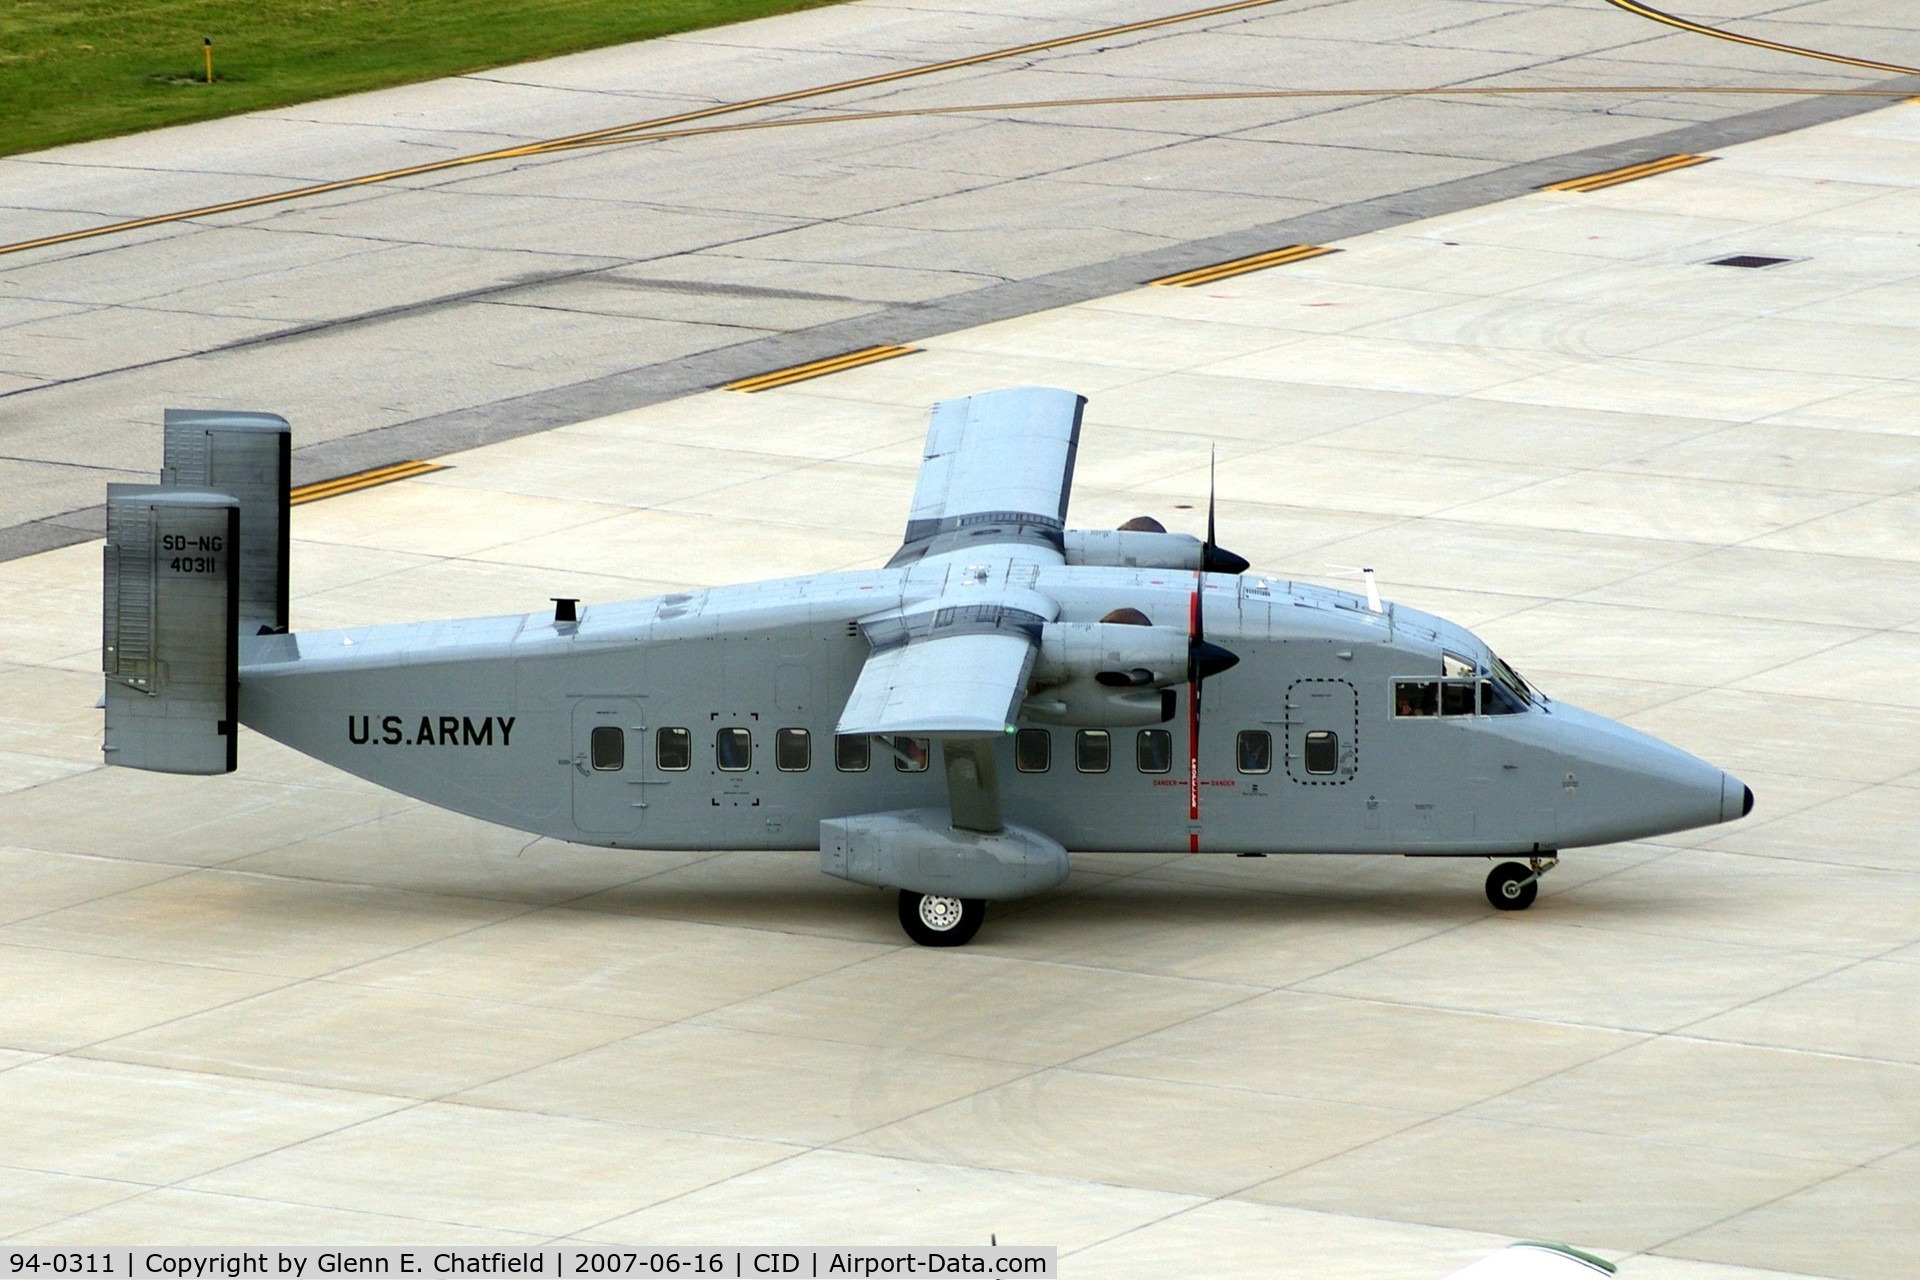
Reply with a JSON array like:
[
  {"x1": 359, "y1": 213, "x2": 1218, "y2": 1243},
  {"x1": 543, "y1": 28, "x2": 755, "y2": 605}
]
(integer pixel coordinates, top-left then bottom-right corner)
[
  {"x1": 1486, "y1": 855, "x2": 1556, "y2": 911},
  {"x1": 898, "y1": 890, "x2": 987, "y2": 947}
]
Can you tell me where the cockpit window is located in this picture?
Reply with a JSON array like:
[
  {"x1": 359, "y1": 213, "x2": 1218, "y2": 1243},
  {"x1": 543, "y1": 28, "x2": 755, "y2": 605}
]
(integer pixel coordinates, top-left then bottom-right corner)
[
  {"x1": 1394, "y1": 681, "x2": 1439, "y2": 717},
  {"x1": 1442, "y1": 652, "x2": 1474, "y2": 678},
  {"x1": 1440, "y1": 680, "x2": 1476, "y2": 717},
  {"x1": 1480, "y1": 679, "x2": 1527, "y2": 715},
  {"x1": 1490, "y1": 653, "x2": 1535, "y2": 706}
]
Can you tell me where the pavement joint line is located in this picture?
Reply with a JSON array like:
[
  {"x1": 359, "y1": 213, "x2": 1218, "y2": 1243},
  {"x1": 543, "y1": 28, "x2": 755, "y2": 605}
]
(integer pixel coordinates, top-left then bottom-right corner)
[
  {"x1": 1148, "y1": 243, "x2": 1338, "y2": 286},
  {"x1": 288, "y1": 460, "x2": 446, "y2": 506},
  {"x1": 1542, "y1": 152, "x2": 1716, "y2": 192},
  {"x1": 723, "y1": 344, "x2": 921, "y2": 392}
]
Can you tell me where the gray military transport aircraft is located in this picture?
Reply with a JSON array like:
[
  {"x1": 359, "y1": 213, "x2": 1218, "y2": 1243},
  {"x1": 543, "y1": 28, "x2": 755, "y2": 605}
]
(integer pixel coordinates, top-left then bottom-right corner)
[{"x1": 102, "y1": 388, "x2": 1753, "y2": 945}]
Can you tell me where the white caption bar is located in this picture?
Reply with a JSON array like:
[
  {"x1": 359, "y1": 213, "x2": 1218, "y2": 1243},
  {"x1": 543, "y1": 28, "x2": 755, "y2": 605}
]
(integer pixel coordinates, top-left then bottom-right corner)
[{"x1": 2, "y1": 1250, "x2": 1056, "y2": 1280}]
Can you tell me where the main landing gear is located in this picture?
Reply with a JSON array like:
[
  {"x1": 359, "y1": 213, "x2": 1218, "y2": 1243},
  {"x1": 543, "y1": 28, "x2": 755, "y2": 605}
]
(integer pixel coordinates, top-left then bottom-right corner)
[
  {"x1": 899, "y1": 890, "x2": 987, "y2": 947},
  {"x1": 1486, "y1": 854, "x2": 1557, "y2": 911}
]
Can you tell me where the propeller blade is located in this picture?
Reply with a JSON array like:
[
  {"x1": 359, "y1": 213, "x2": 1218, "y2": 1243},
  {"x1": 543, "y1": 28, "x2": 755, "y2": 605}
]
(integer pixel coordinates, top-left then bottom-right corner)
[
  {"x1": 1199, "y1": 447, "x2": 1251, "y2": 574},
  {"x1": 1187, "y1": 581, "x2": 1202, "y2": 851},
  {"x1": 1206, "y1": 448, "x2": 1217, "y2": 553}
]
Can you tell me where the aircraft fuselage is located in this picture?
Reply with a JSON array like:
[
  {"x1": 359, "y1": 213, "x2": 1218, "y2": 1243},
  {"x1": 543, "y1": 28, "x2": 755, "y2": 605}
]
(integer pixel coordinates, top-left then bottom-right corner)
[{"x1": 236, "y1": 564, "x2": 1747, "y2": 858}]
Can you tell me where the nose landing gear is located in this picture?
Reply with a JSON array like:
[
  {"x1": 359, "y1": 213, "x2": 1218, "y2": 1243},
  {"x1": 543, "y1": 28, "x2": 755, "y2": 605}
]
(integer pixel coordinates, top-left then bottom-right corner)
[{"x1": 1486, "y1": 854, "x2": 1557, "y2": 911}]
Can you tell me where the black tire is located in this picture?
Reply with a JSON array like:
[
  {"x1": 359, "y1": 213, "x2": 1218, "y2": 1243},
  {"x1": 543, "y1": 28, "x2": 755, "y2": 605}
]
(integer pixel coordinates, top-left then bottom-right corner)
[
  {"x1": 1486, "y1": 861, "x2": 1538, "y2": 911},
  {"x1": 898, "y1": 890, "x2": 987, "y2": 947}
]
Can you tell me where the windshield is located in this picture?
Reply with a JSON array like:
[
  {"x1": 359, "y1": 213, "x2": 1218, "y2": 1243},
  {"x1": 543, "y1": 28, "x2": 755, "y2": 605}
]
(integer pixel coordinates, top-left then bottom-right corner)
[{"x1": 1489, "y1": 653, "x2": 1537, "y2": 705}]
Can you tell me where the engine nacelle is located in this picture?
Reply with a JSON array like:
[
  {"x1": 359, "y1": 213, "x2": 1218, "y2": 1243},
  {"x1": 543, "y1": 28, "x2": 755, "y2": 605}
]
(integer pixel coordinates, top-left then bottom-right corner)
[
  {"x1": 1023, "y1": 622, "x2": 1189, "y2": 725},
  {"x1": 1064, "y1": 527, "x2": 1250, "y2": 574},
  {"x1": 1064, "y1": 529, "x2": 1206, "y2": 570},
  {"x1": 1032, "y1": 622, "x2": 1189, "y2": 689}
]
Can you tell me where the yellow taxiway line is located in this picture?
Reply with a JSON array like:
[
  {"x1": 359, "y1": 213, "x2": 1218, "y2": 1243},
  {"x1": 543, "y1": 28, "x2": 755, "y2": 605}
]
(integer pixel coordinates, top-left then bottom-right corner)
[
  {"x1": 724, "y1": 345, "x2": 920, "y2": 393},
  {"x1": 1542, "y1": 153, "x2": 1715, "y2": 192},
  {"x1": 1149, "y1": 244, "x2": 1338, "y2": 287},
  {"x1": 1604, "y1": 0, "x2": 1920, "y2": 76},
  {"x1": 289, "y1": 460, "x2": 446, "y2": 506},
  {"x1": 5, "y1": 85, "x2": 1911, "y2": 260},
  {"x1": 0, "y1": 0, "x2": 1290, "y2": 259}
]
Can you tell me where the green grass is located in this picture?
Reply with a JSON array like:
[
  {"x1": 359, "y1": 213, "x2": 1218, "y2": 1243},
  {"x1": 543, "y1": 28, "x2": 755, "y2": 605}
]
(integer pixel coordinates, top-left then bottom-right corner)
[{"x1": 0, "y1": 0, "x2": 847, "y2": 158}]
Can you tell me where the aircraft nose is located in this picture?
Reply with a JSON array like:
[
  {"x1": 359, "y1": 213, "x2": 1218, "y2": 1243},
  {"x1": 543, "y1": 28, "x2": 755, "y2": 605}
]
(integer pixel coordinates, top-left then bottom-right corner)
[{"x1": 1721, "y1": 772, "x2": 1755, "y2": 823}]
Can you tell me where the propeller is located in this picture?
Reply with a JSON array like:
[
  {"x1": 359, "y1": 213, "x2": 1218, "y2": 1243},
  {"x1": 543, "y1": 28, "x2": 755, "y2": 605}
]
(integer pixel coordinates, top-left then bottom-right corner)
[
  {"x1": 1112, "y1": 453, "x2": 1249, "y2": 574},
  {"x1": 1202, "y1": 450, "x2": 1250, "y2": 575},
  {"x1": 1186, "y1": 455, "x2": 1241, "y2": 852}
]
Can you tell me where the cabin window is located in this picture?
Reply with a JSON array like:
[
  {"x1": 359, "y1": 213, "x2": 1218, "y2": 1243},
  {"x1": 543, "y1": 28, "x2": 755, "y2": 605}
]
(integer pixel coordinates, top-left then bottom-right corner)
[
  {"x1": 1394, "y1": 681, "x2": 1439, "y2": 717},
  {"x1": 1441, "y1": 679, "x2": 1476, "y2": 717},
  {"x1": 1303, "y1": 730, "x2": 1338, "y2": 775},
  {"x1": 656, "y1": 727, "x2": 691, "y2": 770},
  {"x1": 1237, "y1": 730, "x2": 1272, "y2": 774},
  {"x1": 1015, "y1": 728, "x2": 1051, "y2": 773},
  {"x1": 1137, "y1": 729, "x2": 1172, "y2": 774},
  {"x1": 716, "y1": 727, "x2": 752, "y2": 771},
  {"x1": 893, "y1": 736, "x2": 930, "y2": 772},
  {"x1": 1481, "y1": 679, "x2": 1526, "y2": 715},
  {"x1": 775, "y1": 727, "x2": 810, "y2": 771},
  {"x1": 589, "y1": 726, "x2": 625, "y2": 771},
  {"x1": 1075, "y1": 730, "x2": 1111, "y2": 773},
  {"x1": 834, "y1": 734, "x2": 870, "y2": 772}
]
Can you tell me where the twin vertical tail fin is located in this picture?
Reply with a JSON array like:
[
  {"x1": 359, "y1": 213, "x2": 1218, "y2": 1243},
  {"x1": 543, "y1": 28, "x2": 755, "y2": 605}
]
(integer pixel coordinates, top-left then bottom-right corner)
[{"x1": 102, "y1": 411, "x2": 290, "y2": 774}]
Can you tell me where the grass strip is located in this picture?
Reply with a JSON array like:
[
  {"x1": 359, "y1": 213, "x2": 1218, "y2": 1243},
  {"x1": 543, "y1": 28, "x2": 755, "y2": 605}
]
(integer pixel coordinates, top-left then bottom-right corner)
[{"x1": 0, "y1": 0, "x2": 846, "y2": 158}]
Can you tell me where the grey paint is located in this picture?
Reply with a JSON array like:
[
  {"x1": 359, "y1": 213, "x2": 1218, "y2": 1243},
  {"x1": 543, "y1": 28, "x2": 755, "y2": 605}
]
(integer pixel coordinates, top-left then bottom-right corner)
[{"x1": 232, "y1": 563, "x2": 1746, "y2": 866}]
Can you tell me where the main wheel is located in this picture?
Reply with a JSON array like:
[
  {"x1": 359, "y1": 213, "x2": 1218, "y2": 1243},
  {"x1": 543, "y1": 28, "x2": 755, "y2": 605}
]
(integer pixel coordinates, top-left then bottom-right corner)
[
  {"x1": 1485, "y1": 862, "x2": 1538, "y2": 911},
  {"x1": 898, "y1": 890, "x2": 986, "y2": 947}
]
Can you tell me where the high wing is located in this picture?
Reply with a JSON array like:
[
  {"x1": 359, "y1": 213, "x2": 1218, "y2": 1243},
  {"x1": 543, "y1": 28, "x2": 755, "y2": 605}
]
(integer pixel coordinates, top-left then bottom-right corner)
[
  {"x1": 887, "y1": 386, "x2": 1085, "y2": 568},
  {"x1": 842, "y1": 388, "x2": 1085, "y2": 833}
]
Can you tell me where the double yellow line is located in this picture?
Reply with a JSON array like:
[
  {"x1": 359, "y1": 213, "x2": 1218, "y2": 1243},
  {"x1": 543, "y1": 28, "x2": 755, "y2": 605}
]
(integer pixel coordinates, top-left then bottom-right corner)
[
  {"x1": 724, "y1": 345, "x2": 919, "y2": 393},
  {"x1": 1543, "y1": 152, "x2": 1714, "y2": 192},
  {"x1": 289, "y1": 460, "x2": 444, "y2": 506},
  {"x1": 1150, "y1": 244, "x2": 1337, "y2": 287}
]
